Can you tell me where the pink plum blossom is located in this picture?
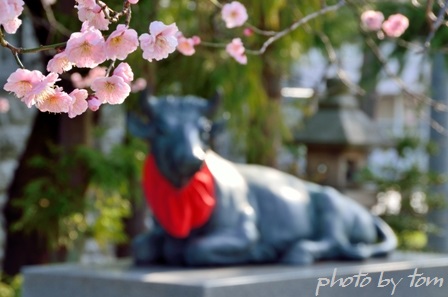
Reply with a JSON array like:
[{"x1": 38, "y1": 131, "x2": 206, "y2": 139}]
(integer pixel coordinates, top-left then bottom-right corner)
[
  {"x1": 177, "y1": 37, "x2": 195, "y2": 56},
  {"x1": 65, "y1": 27, "x2": 107, "y2": 68},
  {"x1": 243, "y1": 28, "x2": 253, "y2": 37},
  {"x1": 68, "y1": 89, "x2": 89, "y2": 118},
  {"x1": 76, "y1": 4, "x2": 110, "y2": 31},
  {"x1": 131, "y1": 78, "x2": 147, "y2": 93},
  {"x1": 192, "y1": 36, "x2": 201, "y2": 45},
  {"x1": 91, "y1": 75, "x2": 130, "y2": 105},
  {"x1": 70, "y1": 73, "x2": 85, "y2": 89},
  {"x1": 226, "y1": 38, "x2": 247, "y2": 65},
  {"x1": 360, "y1": 10, "x2": 384, "y2": 32},
  {"x1": 3, "y1": 17, "x2": 21, "y2": 34},
  {"x1": 221, "y1": 1, "x2": 248, "y2": 28},
  {"x1": 25, "y1": 72, "x2": 60, "y2": 108},
  {"x1": 0, "y1": 98, "x2": 9, "y2": 113},
  {"x1": 382, "y1": 14, "x2": 409, "y2": 38},
  {"x1": 105, "y1": 24, "x2": 139, "y2": 60},
  {"x1": 36, "y1": 87, "x2": 73, "y2": 113},
  {"x1": 176, "y1": 32, "x2": 201, "y2": 56},
  {"x1": 113, "y1": 62, "x2": 134, "y2": 84},
  {"x1": 0, "y1": 0, "x2": 25, "y2": 34},
  {"x1": 47, "y1": 51, "x2": 73, "y2": 74},
  {"x1": 88, "y1": 97, "x2": 102, "y2": 111},
  {"x1": 88, "y1": 66, "x2": 107, "y2": 78},
  {"x1": 128, "y1": 0, "x2": 139, "y2": 3},
  {"x1": 71, "y1": 66, "x2": 107, "y2": 88},
  {"x1": 139, "y1": 21, "x2": 179, "y2": 62},
  {"x1": 4, "y1": 69, "x2": 44, "y2": 99}
]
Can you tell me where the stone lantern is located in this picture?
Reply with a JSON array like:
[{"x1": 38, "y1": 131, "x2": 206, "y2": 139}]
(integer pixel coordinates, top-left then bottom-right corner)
[{"x1": 294, "y1": 79, "x2": 388, "y2": 203}]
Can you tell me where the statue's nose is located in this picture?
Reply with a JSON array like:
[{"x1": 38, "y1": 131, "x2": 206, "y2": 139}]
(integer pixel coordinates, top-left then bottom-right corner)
[{"x1": 175, "y1": 145, "x2": 205, "y2": 177}]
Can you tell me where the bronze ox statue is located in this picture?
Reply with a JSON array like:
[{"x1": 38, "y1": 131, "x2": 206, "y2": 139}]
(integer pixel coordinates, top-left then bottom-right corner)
[{"x1": 128, "y1": 94, "x2": 397, "y2": 266}]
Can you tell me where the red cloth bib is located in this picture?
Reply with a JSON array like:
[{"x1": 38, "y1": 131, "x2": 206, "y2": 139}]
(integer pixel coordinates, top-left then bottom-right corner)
[{"x1": 142, "y1": 155, "x2": 216, "y2": 238}]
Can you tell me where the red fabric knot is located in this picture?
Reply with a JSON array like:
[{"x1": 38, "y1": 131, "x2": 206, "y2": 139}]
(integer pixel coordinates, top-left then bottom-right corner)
[{"x1": 142, "y1": 155, "x2": 216, "y2": 238}]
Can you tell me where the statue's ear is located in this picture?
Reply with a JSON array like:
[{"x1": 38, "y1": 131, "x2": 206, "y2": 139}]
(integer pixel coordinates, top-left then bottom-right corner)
[
  {"x1": 205, "y1": 89, "x2": 223, "y2": 118},
  {"x1": 127, "y1": 112, "x2": 155, "y2": 139},
  {"x1": 139, "y1": 88, "x2": 157, "y2": 119},
  {"x1": 211, "y1": 112, "x2": 230, "y2": 138}
]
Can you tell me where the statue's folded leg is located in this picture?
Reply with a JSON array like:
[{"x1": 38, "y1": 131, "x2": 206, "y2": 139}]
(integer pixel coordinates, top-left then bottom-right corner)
[
  {"x1": 280, "y1": 239, "x2": 339, "y2": 265},
  {"x1": 132, "y1": 231, "x2": 165, "y2": 266}
]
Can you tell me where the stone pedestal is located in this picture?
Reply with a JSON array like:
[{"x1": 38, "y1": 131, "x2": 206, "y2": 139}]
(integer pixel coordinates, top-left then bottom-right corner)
[{"x1": 22, "y1": 253, "x2": 448, "y2": 297}]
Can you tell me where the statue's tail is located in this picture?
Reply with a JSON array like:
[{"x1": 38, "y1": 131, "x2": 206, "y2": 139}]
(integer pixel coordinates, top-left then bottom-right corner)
[
  {"x1": 370, "y1": 216, "x2": 398, "y2": 257},
  {"x1": 341, "y1": 216, "x2": 398, "y2": 260}
]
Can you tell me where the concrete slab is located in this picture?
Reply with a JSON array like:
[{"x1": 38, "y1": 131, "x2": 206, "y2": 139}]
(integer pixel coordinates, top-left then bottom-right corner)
[{"x1": 22, "y1": 253, "x2": 448, "y2": 297}]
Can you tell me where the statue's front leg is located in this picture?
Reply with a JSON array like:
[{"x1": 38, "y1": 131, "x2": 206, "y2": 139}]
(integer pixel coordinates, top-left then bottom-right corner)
[
  {"x1": 185, "y1": 233, "x2": 254, "y2": 266},
  {"x1": 132, "y1": 228, "x2": 165, "y2": 266},
  {"x1": 184, "y1": 213, "x2": 260, "y2": 266}
]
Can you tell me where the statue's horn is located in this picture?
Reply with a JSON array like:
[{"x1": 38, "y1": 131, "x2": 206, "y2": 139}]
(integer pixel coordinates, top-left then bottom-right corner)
[
  {"x1": 139, "y1": 87, "x2": 156, "y2": 119},
  {"x1": 206, "y1": 89, "x2": 223, "y2": 117}
]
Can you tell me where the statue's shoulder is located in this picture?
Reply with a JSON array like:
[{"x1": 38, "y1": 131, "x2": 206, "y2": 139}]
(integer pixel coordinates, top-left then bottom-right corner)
[{"x1": 205, "y1": 151, "x2": 246, "y2": 188}]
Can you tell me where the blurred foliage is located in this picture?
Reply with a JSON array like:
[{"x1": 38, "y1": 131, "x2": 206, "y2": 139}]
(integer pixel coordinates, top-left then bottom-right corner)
[
  {"x1": 0, "y1": 275, "x2": 22, "y2": 297},
  {"x1": 12, "y1": 138, "x2": 147, "y2": 254},
  {"x1": 360, "y1": 136, "x2": 446, "y2": 250}
]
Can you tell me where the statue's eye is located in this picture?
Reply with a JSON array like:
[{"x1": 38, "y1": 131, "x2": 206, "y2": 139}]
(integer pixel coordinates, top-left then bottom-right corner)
[
  {"x1": 154, "y1": 121, "x2": 169, "y2": 135},
  {"x1": 199, "y1": 118, "x2": 211, "y2": 132},
  {"x1": 198, "y1": 118, "x2": 211, "y2": 140}
]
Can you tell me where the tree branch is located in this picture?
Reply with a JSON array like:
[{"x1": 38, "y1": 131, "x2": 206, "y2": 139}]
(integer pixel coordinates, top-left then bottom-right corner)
[{"x1": 246, "y1": 0, "x2": 346, "y2": 55}]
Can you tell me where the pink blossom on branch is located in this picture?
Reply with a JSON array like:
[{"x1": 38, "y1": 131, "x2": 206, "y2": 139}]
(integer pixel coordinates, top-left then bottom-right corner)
[
  {"x1": 176, "y1": 32, "x2": 201, "y2": 56},
  {"x1": 139, "y1": 21, "x2": 179, "y2": 62},
  {"x1": 88, "y1": 96, "x2": 102, "y2": 111},
  {"x1": 226, "y1": 38, "x2": 247, "y2": 65},
  {"x1": 36, "y1": 87, "x2": 73, "y2": 114},
  {"x1": 243, "y1": 28, "x2": 253, "y2": 37},
  {"x1": 76, "y1": 4, "x2": 110, "y2": 31},
  {"x1": 382, "y1": 14, "x2": 409, "y2": 38},
  {"x1": 131, "y1": 77, "x2": 147, "y2": 93},
  {"x1": 47, "y1": 51, "x2": 73, "y2": 74},
  {"x1": 91, "y1": 75, "x2": 131, "y2": 105},
  {"x1": 71, "y1": 66, "x2": 107, "y2": 88},
  {"x1": 4, "y1": 69, "x2": 44, "y2": 100},
  {"x1": 105, "y1": 24, "x2": 139, "y2": 60},
  {"x1": 360, "y1": 10, "x2": 384, "y2": 32},
  {"x1": 65, "y1": 27, "x2": 107, "y2": 68},
  {"x1": 127, "y1": 0, "x2": 139, "y2": 4},
  {"x1": 3, "y1": 17, "x2": 22, "y2": 34},
  {"x1": 221, "y1": 1, "x2": 248, "y2": 29},
  {"x1": 113, "y1": 62, "x2": 134, "y2": 84},
  {"x1": 25, "y1": 72, "x2": 60, "y2": 108},
  {"x1": 68, "y1": 88, "x2": 89, "y2": 118}
]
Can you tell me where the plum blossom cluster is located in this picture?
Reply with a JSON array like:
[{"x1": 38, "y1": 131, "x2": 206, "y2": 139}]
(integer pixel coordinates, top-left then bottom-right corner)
[
  {"x1": 221, "y1": 1, "x2": 249, "y2": 64},
  {"x1": 226, "y1": 38, "x2": 247, "y2": 65},
  {"x1": 3, "y1": 0, "x2": 182, "y2": 117},
  {"x1": 361, "y1": 10, "x2": 409, "y2": 38},
  {"x1": 4, "y1": 69, "x2": 84, "y2": 117},
  {"x1": 1, "y1": 0, "x2": 251, "y2": 117}
]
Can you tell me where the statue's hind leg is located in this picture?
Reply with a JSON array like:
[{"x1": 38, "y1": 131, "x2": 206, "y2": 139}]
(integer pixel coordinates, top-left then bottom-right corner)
[
  {"x1": 280, "y1": 186, "x2": 356, "y2": 264},
  {"x1": 280, "y1": 239, "x2": 339, "y2": 265}
]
